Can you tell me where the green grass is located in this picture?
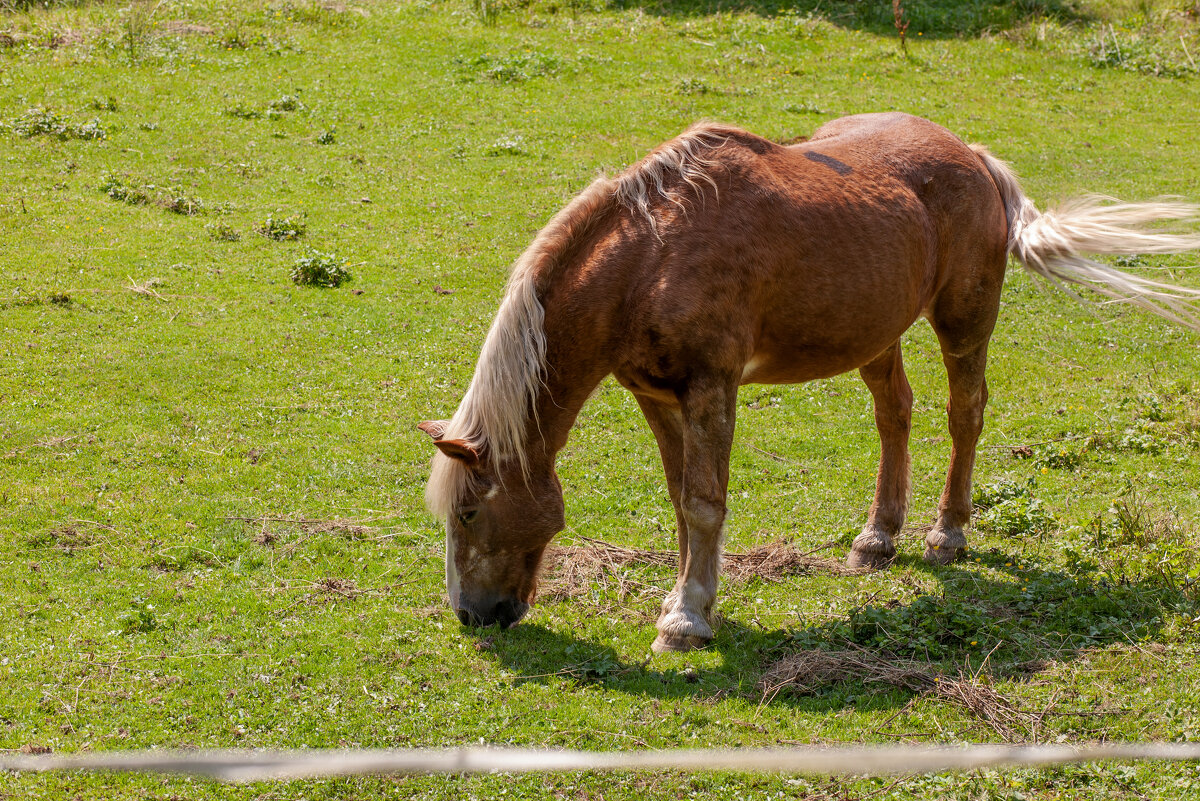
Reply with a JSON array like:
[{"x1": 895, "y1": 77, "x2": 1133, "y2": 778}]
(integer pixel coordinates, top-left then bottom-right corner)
[{"x1": 2, "y1": 0, "x2": 1200, "y2": 798}]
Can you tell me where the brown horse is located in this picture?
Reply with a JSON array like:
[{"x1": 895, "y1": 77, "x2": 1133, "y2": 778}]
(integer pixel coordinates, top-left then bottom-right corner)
[{"x1": 419, "y1": 113, "x2": 1200, "y2": 652}]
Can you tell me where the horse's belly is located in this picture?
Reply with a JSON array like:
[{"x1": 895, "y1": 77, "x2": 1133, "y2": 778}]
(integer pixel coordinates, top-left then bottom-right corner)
[{"x1": 739, "y1": 326, "x2": 913, "y2": 385}]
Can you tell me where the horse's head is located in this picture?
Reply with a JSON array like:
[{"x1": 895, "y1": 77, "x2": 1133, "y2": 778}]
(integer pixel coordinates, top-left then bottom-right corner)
[{"x1": 419, "y1": 420, "x2": 564, "y2": 629}]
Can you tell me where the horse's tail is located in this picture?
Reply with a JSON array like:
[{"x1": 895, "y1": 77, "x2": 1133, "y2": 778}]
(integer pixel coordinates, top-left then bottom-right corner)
[{"x1": 970, "y1": 143, "x2": 1200, "y2": 329}]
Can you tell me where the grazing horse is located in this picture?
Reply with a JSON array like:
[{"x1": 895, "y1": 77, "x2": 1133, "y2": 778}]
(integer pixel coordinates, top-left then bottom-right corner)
[{"x1": 420, "y1": 113, "x2": 1200, "y2": 652}]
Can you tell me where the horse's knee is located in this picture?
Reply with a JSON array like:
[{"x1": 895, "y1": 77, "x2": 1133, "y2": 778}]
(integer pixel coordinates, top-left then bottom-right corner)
[{"x1": 680, "y1": 495, "x2": 725, "y2": 534}]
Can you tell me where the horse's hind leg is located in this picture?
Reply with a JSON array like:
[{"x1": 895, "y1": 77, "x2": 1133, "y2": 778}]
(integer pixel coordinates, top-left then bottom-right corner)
[
  {"x1": 847, "y1": 341, "x2": 913, "y2": 569},
  {"x1": 926, "y1": 330, "x2": 994, "y2": 564}
]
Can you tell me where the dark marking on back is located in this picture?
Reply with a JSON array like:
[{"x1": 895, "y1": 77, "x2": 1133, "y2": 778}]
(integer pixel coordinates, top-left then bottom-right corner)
[{"x1": 804, "y1": 151, "x2": 853, "y2": 176}]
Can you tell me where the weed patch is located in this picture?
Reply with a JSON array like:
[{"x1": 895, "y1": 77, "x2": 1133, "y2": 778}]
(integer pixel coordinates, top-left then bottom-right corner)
[
  {"x1": 485, "y1": 134, "x2": 525, "y2": 156},
  {"x1": 9, "y1": 108, "x2": 105, "y2": 141},
  {"x1": 224, "y1": 103, "x2": 264, "y2": 120},
  {"x1": 88, "y1": 96, "x2": 120, "y2": 112},
  {"x1": 258, "y1": 212, "x2": 307, "y2": 240},
  {"x1": 457, "y1": 51, "x2": 560, "y2": 83},
  {"x1": 100, "y1": 175, "x2": 204, "y2": 215},
  {"x1": 100, "y1": 173, "x2": 149, "y2": 205},
  {"x1": 1066, "y1": 493, "x2": 1200, "y2": 594},
  {"x1": 204, "y1": 222, "x2": 240, "y2": 241},
  {"x1": 160, "y1": 191, "x2": 204, "y2": 216},
  {"x1": 1088, "y1": 25, "x2": 1200, "y2": 77},
  {"x1": 1031, "y1": 441, "x2": 1088, "y2": 470},
  {"x1": 116, "y1": 596, "x2": 159, "y2": 635},
  {"x1": 973, "y1": 477, "x2": 1057, "y2": 538},
  {"x1": 291, "y1": 249, "x2": 351, "y2": 287}
]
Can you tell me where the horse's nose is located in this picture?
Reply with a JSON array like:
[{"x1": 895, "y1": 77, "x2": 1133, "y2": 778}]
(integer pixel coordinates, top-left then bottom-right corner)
[
  {"x1": 494, "y1": 598, "x2": 529, "y2": 628},
  {"x1": 455, "y1": 597, "x2": 529, "y2": 628}
]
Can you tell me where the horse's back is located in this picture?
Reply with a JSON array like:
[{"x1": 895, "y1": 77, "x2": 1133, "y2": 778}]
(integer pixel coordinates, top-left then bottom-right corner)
[{"x1": 608, "y1": 114, "x2": 1009, "y2": 391}]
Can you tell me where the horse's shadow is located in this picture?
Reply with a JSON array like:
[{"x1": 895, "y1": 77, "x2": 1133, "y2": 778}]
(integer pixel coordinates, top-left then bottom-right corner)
[{"x1": 470, "y1": 545, "x2": 1194, "y2": 715}]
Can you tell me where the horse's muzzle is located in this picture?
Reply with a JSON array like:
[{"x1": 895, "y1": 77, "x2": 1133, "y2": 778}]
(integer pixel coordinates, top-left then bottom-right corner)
[{"x1": 455, "y1": 597, "x2": 529, "y2": 629}]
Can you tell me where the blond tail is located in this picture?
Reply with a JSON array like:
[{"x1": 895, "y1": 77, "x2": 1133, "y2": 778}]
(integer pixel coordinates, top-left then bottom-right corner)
[{"x1": 970, "y1": 144, "x2": 1200, "y2": 329}]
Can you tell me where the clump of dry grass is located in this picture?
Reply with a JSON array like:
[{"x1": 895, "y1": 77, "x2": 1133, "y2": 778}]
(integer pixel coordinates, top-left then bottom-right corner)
[
  {"x1": 311, "y1": 577, "x2": 361, "y2": 600},
  {"x1": 231, "y1": 515, "x2": 377, "y2": 548},
  {"x1": 758, "y1": 646, "x2": 1037, "y2": 741},
  {"x1": 538, "y1": 538, "x2": 863, "y2": 603}
]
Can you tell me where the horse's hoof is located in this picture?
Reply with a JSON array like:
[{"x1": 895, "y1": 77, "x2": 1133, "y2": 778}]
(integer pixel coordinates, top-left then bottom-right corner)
[
  {"x1": 651, "y1": 632, "x2": 711, "y2": 653},
  {"x1": 923, "y1": 542, "x2": 964, "y2": 565},
  {"x1": 846, "y1": 548, "x2": 895, "y2": 570}
]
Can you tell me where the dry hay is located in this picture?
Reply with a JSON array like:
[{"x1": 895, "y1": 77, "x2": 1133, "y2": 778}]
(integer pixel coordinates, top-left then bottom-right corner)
[
  {"x1": 159, "y1": 21, "x2": 215, "y2": 36},
  {"x1": 231, "y1": 515, "x2": 377, "y2": 547},
  {"x1": 310, "y1": 577, "x2": 361, "y2": 601},
  {"x1": 539, "y1": 538, "x2": 864, "y2": 602},
  {"x1": 758, "y1": 646, "x2": 1035, "y2": 742}
]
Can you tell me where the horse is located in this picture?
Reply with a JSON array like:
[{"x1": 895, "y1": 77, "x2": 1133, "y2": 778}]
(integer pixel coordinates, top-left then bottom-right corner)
[{"x1": 419, "y1": 112, "x2": 1200, "y2": 653}]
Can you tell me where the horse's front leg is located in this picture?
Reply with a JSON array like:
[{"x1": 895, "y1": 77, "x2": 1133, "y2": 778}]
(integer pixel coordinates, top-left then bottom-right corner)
[
  {"x1": 633, "y1": 395, "x2": 690, "y2": 580},
  {"x1": 847, "y1": 342, "x2": 913, "y2": 569},
  {"x1": 651, "y1": 378, "x2": 737, "y2": 653}
]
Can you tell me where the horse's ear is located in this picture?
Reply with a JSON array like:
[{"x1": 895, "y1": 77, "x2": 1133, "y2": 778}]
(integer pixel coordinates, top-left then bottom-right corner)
[
  {"x1": 418, "y1": 421, "x2": 481, "y2": 466},
  {"x1": 417, "y1": 420, "x2": 449, "y2": 440},
  {"x1": 431, "y1": 438, "x2": 480, "y2": 466}
]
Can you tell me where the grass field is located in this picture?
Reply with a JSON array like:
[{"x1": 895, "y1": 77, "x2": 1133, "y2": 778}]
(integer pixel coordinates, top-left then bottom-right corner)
[{"x1": 2, "y1": 0, "x2": 1200, "y2": 798}]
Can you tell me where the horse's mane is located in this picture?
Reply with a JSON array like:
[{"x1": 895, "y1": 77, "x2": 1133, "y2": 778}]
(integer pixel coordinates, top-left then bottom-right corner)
[
  {"x1": 614, "y1": 121, "x2": 735, "y2": 232},
  {"x1": 426, "y1": 123, "x2": 734, "y2": 519}
]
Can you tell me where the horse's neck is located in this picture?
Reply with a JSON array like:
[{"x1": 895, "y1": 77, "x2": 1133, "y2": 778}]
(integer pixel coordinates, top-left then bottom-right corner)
[{"x1": 527, "y1": 293, "x2": 616, "y2": 461}]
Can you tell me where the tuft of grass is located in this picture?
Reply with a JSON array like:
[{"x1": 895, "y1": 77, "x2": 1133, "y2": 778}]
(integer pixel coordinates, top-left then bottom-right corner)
[
  {"x1": 10, "y1": 107, "x2": 105, "y2": 140},
  {"x1": 257, "y1": 212, "x2": 306, "y2": 240},
  {"x1": 457, "y1": 51, "x2": 560, "y2": 83},
  {"x1": 160, "y1": 191, "x2": 204, "y2": 216},
  {"x1": 88, "y1": 96, "x2": 119, "y2": 112},
  {"x1": 291, "y1": 249, "x2": 351, "y2": 288},
  {"x1": 116, "y1": 596, "x2": 159, "y2": 635},
  {"x1": 676, "y1": 76, "x2": 720, "y2": 95},
  {"x1": 224, "y1": 103, "x2": 263, "y2": 119},
  {"x1": 99, "y1": 173, "x2": 149, "y2": 205},
  {"x1": 204, "y1": 221, "x2": 240, "y2": 241},
  {"x1": 1088, "y1": 24, "x2": 1200, "y2": 77},
  {"x1": 485, "y1": 133, "x2": 525, "y2": 156},
  {"x1": 267, "y1": 94, "x2": 305, "y2": 114}
]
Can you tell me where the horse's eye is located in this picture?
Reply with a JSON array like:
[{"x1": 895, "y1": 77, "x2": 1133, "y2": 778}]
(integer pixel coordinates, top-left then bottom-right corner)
[{"x1": 458, "y1": 509, "x2": 479, "y2": 526}]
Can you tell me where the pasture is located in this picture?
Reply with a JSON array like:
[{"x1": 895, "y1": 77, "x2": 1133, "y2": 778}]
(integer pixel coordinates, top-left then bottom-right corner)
[{"x1": 2, "y1": 0, "x2": 1200, "y2": 798}]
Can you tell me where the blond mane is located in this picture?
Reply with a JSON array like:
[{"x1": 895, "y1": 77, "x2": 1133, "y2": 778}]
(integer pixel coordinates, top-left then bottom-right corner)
[
  {"x1": 613, "y1": 122, "x2": 733, "y2": 231},
  {"x1": 425, "y1": 178, "x2": 613, "y2": 518},
  {"x1": 426, "y1": 124, "x2": 734, "y2": 519}
]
